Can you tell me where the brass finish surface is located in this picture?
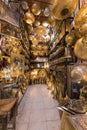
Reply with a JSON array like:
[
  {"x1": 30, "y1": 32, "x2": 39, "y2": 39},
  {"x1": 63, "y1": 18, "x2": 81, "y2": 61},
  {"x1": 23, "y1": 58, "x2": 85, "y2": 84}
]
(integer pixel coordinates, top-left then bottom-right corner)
[
  {"x1": 74, "y1": 4, "x2": 87, "y2": 37},
  {"x1": 74, "y1": 37, "x2": 87, "y2": 60},
  {"x1": 0, "y1": 98, "x2": 16, "y2": 114},
  {"x1": 31, "y1": 3, "x2": 41, "y2": 16},
  {"x1": 21, "y1": 1, "x2": 29, "y2": 11},
  {"x1": 71, "y1": 64, "x2": 87, "y2": 84},
  {"x1": 51, "y1": 0, "x2": 78, "y2": 20},
  {"x1": 74, "y1": 4, "x2": 87, "y2": 29},
  {"x1": 65, "y1": 30, "x2": 76, "y2": 46},
  {"x1": 24, "y1": 10, "x2": 35, "y2": 24}
]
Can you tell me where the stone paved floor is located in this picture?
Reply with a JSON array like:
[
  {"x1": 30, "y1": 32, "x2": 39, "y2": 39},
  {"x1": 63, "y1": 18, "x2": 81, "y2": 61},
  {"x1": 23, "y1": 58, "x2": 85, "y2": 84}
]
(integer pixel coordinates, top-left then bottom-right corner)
[{"x1": 16, "y1": 84, "x2": 61, "y2": 130}]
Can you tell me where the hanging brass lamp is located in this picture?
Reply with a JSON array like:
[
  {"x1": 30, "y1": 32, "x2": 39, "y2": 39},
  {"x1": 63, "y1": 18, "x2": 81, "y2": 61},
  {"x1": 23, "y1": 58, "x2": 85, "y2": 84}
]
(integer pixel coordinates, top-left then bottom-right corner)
[
  {"x1": 51, "y1": 0, "x2": 78, "y2": 20},
  {"x1": 34, "y1": 26, "x2": 50, "y2": 42},
  {"x1": 21, "y1": 1, "x2": 29, "y2": 11},
  {"x1": 74, "y1": 4, "x2": 87, "y2": 37},
  {"x1": 32, "y1": 38, "x2": 38, "y2": 45},
  {"x1": 42, "y1": 21, "x2": 50, "y2": 27},
  {"x1": 74, "y1": 37, "x2": 87, "y2": 60},
  {"x1": 34, "y1": 26, "x2": 47, "y2": 37},
  {"x1": 27, "y1": 25, "x2": 33, "y2": 32},
  {"x1": 71, "y1": 64, "x2": 87, "y2": 84},
  {"x1": 33, "y1": 20, "x2": 40, "y2": 27},
  {"x1": 65, "y1": 30, "x2": 76, "y2": 46},
  {"x1": 44, "y1": 7, "x2": 50, "y2": 17},
  {"x1": 48, "y1": 13, "x2": 57, "y2": 27},
  {"x1": 24, "y1": 10, "x2": 35, "y2": 24},
  {"x1": 31, "y1": 3, "x2": 41, "y2": 16},
  {"x1": 29, "y1": 35, "x2": 38, "y2": 45}
]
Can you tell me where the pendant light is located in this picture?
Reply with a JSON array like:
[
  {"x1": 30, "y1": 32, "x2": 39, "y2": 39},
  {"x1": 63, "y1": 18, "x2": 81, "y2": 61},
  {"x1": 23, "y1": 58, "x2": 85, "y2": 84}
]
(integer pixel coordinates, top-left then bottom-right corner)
[
  {"x1": 44, "y1": 7, "x2": 50, "y2": 17},
  {"x1": 24, "y1": 10, "x2": 35, "y2": 25},
  {"x1": 31, "y1": 3, "x2": 41, "y2": 16},
  {"x1": 21, "y1": 1, "x2": 29, "y2": 11}
]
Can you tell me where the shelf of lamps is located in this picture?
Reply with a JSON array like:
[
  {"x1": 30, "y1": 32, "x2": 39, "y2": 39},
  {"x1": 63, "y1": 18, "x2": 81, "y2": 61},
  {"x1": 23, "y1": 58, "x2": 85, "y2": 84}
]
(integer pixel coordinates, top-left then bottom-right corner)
[
  {"x1": 49, "y1": 33, "x2": 66, "y2": 55},
  {"x1": 24, "y1": 65, "x2": 29, "y2": 71},
  {"x1": 25, "y1": 59, "x2": 29, "y2": 64},
  {"x1": 49, "y1": 57, "x2": 66, "y2": 66},
  {"x1": 49, "y1": 56, "x2": 72, "y2": 66},
  {"x1": 1, "y1": 33, "x2": 21, "y2": 41},
  {"x1": 49, "y1": 46, "x2": 65, "y2": 60},
  {"x1": 21, "y1": 48, "x2": 30, "y2": 59},
  {"x1": 50, "y1": 65, "x2": 66, "y2": 71}
]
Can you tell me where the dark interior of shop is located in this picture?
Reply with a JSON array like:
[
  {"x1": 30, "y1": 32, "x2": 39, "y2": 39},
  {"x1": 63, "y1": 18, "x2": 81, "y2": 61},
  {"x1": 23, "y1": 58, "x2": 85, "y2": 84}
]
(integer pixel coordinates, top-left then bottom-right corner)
[{"x1": 0, "y1": 0, "x2": 87, "y2": 130}]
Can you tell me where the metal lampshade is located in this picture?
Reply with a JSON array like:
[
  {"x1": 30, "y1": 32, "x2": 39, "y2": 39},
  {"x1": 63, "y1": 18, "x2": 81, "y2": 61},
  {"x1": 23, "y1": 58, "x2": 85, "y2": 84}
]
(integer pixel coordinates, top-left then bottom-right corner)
[
  {"x1": 31, "y1": 3, "x2": 41, "y2": 16},
  {"x1": 51, "y1": 0, "x2": 78, "y2": 20},
  {"x1": 24, "y1": 10, "x2": 35, "y2": 24},
  {"x1": 74, "y1": 4, "x2": 87, "y2": 37}
]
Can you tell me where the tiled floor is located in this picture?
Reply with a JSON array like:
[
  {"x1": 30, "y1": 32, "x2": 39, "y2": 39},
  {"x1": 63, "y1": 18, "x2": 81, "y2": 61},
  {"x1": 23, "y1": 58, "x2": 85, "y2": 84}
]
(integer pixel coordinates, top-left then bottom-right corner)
[{"x1": 16, "y1": 84, "x2": 61, "y2": 130}]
